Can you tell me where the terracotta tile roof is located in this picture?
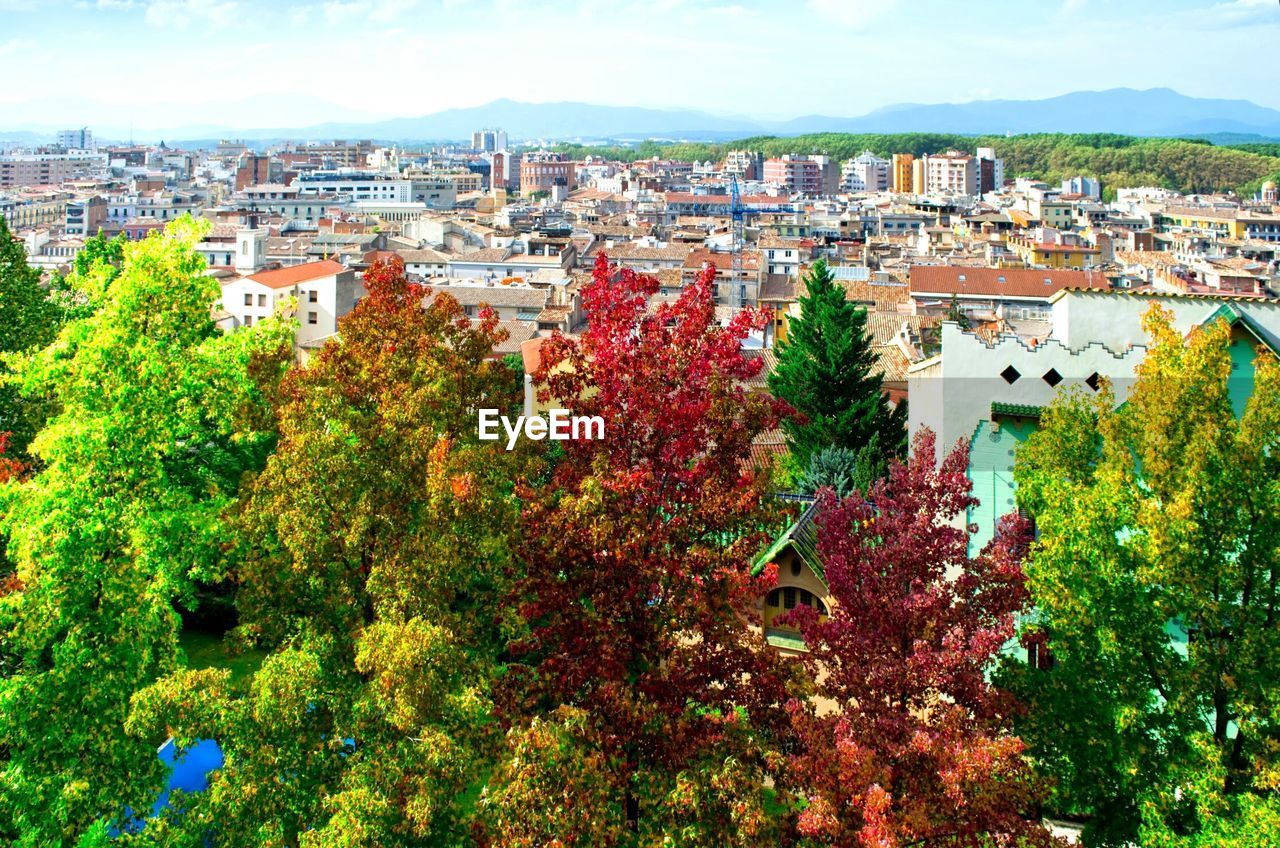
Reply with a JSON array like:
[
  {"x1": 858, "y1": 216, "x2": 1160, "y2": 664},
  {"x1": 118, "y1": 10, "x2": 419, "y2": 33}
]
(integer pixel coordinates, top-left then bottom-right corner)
[
  {"x1": 746, "y1": 428, "x2": 789, "y2": 469},
  {"x1": 837, "y1": 277, "x2": 910, "y2": 308},
  {"x1": 428, "y1": 285, "x2": 547, "y2": 309},
  {"x1": 872, "y1": 345, "x2": 912, "y2": 383},
  {"x1": 396, "y1": 248, "x2": 451, "y2": 264},
  {"x1": 863, "y1": 312, "x2": 940, "y2": 346},
  {"x1": 1117, "y1": 250, "x2": 1179, "y2": 267},
  {"x1": 247, "y1": 259, "x2": 346, "y2": 289},
  {"x1": 908, "y1": 266, "x2": 1108, "y2": 299},
  {"x1": 760, "y1": 274, "x2": 799, "y2": 302},
  {"x1": 739, "y1": 348, "x2": 778, "y2": 390},
  {"x1": 586, "y1": 242, "x2": 692, "y2": 262},
  {"x1": 683, "y1": 248, "x2": 763, "y2": 272},
  {"x1": 654, "y1": 268, "x2": 683, "y2": 288},
  {"x1": 491, "y1": 320, "x2": 539, "y2": 355},
  {"x1": 758, "y1": 234, "x2": 806, "y2": 249},
  {"x1": 452, "y1": 247, "x2": 511, "y2": 263}
]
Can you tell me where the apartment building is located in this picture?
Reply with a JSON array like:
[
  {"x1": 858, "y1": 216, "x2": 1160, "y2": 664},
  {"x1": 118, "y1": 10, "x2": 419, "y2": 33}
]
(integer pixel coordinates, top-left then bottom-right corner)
[
  {"x1": 57, "y1": 128, "x2": 95, "y2": 151},
  {"x1": 891, "y1": 153, "x2": 914, "y2": 193},
  {"x1": 64, "y1": 195, "x2": 107, "y2": 237},
  {"x1": 763, "y1": 155, "x2": 823, "y2": 195},
  {"x1": 681, "y1": 248, "x2": 765, "y2": 307},
  {"x1": 220, "y1": 257, "x2": 362, "y2": 350},
  {"x1": 918, "y1": 151, "x2": 978, "y2": 196},
  {"x1": 0, "y1": 191, "x2": 69, "y2": 229},
  {"x1": 841, "y1": 151, "x2": 890, "y2": 193},
  {"x1": 0, "y1": 151, "x2": 109, "y2": 188},
  {"x1": 294, "y1": 171, "x2": 413, "y2": 203},
  {"x1": 520, "y1": 153, "x2": 577, "y2": 196}
]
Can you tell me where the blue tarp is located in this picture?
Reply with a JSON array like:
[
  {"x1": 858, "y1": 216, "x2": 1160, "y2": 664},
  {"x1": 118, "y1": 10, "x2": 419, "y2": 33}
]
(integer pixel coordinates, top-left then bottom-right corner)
[{"x1": 110, "y1": 738, "x2": 223, "y2": 836}]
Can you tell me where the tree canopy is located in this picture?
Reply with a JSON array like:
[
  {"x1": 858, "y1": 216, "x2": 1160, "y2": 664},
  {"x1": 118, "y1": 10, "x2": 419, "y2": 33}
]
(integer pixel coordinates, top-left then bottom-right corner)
[
  {"x1": 552, "y1": 133, "x2": 1280, "y2": 194},
  {"x1": 786, "y1": 430, "x2": 1053, "y2": 846},
  {"x1": 0, "y1": 218, "x2": 294, "y2": 846},
  {"x1": 1004, "y1": 305, "x2": 1280, "y2": 846}
]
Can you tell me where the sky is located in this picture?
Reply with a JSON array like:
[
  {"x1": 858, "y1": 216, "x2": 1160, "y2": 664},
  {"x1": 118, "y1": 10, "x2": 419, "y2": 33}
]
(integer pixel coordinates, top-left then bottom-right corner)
[{"x1": 1, "y1": 0, "x2": 1277, "y2": 137}]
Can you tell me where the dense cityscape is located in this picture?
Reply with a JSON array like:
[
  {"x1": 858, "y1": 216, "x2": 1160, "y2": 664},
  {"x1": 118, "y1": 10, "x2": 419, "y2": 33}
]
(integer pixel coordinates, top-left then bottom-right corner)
[{"x1": 3, "y1": 1, "x2": 1280, "y2": 846}]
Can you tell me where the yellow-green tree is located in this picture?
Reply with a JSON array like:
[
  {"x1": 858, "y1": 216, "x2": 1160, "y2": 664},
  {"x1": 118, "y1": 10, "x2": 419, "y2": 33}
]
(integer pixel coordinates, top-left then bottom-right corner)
[
  {"x1": 0, "y1": 215, "x2": 62, "y2": 462},
  {"x1": 126, "y1": 258, "x2": 527, "y2": 846},
  {"x1": 0, "y1": 218, "x2": 293, "y2": 846},
  {"x1": 1004, "y1": 305, "x2": 1280, "y2": 846}
]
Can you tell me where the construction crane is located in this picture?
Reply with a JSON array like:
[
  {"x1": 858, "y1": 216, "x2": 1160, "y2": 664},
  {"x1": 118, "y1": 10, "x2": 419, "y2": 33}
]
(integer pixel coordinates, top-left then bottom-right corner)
[
  {"x1": 728, "y1": 173, "x2": 747, "y2": 309},
  {"x1": 726, "y1": 173, "x2": 794, "y2": 310}
]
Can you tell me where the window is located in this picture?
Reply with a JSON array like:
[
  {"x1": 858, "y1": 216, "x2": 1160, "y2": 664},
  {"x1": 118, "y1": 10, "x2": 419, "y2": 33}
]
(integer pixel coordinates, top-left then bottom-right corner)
[
  {"x1": 243, "y1": 292, "x2": 252, "y2": 305},
  {"x1": 1026, "y1": 641, "x2": 1056, "y2": 670},
  {"x1": 1001, "y1": 365, "x2": 1021, "y2": 384},
  {"x1": 765, "y1": 587, "x2": 829, "y2": 618},
  {"x1": 243, "y1": 315, "x2": 252, "y2": 326},
  {"x1": 308, "y1": 290, "x2": 318, "y2": 303},
  {"x1": 257, "y1": 294, "x2": 266, "y2": 307},
  {"x1": 1042, "y1": 368, "x2": 1063, "y2": 387}
]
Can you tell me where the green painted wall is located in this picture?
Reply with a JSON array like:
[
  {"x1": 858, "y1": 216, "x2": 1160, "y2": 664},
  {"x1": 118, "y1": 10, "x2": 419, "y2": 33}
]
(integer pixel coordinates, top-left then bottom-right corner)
[
  {"x1": 1228, "y1": 336, "x2": 1257, "y2": 419},
  {"x1": 967, "y1": 416, "x2": 1037, "y2": 555}
]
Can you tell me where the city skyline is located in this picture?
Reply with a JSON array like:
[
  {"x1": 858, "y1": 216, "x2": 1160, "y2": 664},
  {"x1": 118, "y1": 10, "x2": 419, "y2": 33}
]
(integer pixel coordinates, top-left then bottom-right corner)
[{"x1": 1, "y1": 0, "x2": 1277, "y2": 134}]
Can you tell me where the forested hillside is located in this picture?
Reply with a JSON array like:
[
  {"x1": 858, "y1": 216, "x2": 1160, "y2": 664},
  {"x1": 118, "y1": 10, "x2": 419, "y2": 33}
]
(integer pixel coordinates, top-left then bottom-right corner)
[{"x1": 554, "y1": 133, "x2": 1280, "y2": 197}]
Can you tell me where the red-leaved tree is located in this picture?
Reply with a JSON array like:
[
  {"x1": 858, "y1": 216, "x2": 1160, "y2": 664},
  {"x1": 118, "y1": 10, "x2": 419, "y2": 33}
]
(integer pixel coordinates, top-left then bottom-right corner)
[
  {"x1": 0, "y1": 432, "x2": 21, "y2": 485},
  {"x1": 0, "y1": 431, "x2": 22, "y2": 596},
  {"x1": 785, "y1": 429, "x2": 1059, "y2": 847},
  {"x1": 484, "y1": 255, "x2": 798, "y2": 846}
]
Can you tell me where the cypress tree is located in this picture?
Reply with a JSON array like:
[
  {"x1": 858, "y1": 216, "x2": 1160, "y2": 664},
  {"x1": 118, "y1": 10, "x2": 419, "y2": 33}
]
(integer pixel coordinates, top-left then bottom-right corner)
[{"x1": 768, "y1": 257, "x2": 905, "y2": 470}]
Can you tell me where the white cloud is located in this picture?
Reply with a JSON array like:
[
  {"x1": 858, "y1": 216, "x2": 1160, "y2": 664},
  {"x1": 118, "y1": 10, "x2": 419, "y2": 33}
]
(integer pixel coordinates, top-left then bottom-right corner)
[
  {"x1": 1206, "y1": 0, "x2": 1277, "y2": 27},
  {"x1": 0, "y1": 38, "x2": 35, "y2": 56},
  {"x1": 806, "y1": 0, "x2": 897, "y2": 29},
  {"x1": 321, "y1": 0, "x2": 420, "y2": 25},
  {"x1": 144, "y1": 0, "x2": 238, "y2": 29}
]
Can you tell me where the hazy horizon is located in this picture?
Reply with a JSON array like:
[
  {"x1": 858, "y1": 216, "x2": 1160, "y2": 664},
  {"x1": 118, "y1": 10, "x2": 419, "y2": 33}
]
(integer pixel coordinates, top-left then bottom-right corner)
[{"x1": 1, "y1": 0, "x2": 1276, "y2": 135}]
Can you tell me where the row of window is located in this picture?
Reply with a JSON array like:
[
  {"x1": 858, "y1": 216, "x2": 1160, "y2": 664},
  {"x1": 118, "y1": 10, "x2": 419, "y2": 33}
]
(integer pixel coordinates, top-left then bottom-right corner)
[
  {"x1": 242, "y1": 290, "x2": 319, "y2": 306},
  {"x1": 765, "y1": 586, "x2": 828, "y2": 616},
  {"x1": 242, "y1": 312, "x2": 318, "y2": 327}
]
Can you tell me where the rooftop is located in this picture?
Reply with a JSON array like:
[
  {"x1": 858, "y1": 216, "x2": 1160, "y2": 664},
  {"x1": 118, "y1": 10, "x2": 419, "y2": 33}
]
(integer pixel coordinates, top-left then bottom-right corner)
[{"x1": 909, "y1": 265, "x2": 1109, "y2": 299}]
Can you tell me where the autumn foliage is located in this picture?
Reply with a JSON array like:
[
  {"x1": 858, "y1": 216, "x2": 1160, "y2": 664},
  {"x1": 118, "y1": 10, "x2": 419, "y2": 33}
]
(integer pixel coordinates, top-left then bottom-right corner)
[
  {"x1": 486, "y1": 254, "x2": 796, "y2": 843},
  {"x1": 0, "y1": 230, "x2": 1064, "y2": 846},
  {"x1": 785, "y1": 430, "x2": 1055, "y2": 847}
]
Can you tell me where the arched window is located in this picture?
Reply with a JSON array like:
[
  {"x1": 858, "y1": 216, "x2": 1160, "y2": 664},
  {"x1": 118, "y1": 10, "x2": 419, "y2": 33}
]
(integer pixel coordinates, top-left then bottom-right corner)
[{"x1": 764, "y1": 587, "x2": 828, "y2": 619}]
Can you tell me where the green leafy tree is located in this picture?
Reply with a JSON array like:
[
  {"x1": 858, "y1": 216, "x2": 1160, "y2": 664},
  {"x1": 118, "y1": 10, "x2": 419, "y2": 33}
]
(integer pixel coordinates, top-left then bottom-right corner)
[
  {"x1": 126, "y1": 258, "x2": 526, "y2": 846},
  {"x1": 769, "y1": 257, "x2": 905, "y2": 470},
  {"x1": 0, "y1": 216, "x2": 62, "y2": 462},
  {"x1": 1003, "y1": 305, "x2": 1280, "y2": 845},
  {"x1": 51, "y1": 230, "x2": 128, "y2": 322},
  {"x1": 0, "y1": 218, "x2": 293, "y2": 846}
]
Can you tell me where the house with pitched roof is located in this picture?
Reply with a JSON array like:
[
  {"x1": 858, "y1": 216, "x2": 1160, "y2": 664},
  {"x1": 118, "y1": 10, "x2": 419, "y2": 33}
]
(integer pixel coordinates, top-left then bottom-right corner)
[
  {"x1": 751, "y1": 497, "x2": 832, "y2": 655},
  {"x1": 219, "y1": 258, "x2": 361, "y2": 353}
]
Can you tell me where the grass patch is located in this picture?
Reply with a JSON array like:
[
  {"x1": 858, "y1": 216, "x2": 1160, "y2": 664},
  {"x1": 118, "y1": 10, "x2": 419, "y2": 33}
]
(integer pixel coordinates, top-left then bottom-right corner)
[{"x1": 179, "y1": 629, "x2": 266, "y2": 686}]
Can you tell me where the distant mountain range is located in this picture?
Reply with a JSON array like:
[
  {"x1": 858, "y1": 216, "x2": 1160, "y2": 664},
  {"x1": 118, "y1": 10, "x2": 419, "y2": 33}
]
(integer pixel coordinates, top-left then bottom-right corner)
[{"x1": 7, "y1": 89, "x2": 1280, "y2": 146}]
